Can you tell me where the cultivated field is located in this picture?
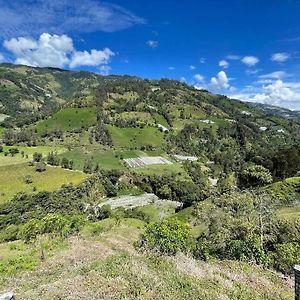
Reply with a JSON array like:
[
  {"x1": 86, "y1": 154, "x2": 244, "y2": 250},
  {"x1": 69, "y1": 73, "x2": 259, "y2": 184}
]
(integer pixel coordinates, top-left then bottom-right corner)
[
  {"x1": 0, "y1": 164, "x2": 87, "y2": 203},
  {"x1": 124, "y1": 156, "x2": 172, "y2": 168}
]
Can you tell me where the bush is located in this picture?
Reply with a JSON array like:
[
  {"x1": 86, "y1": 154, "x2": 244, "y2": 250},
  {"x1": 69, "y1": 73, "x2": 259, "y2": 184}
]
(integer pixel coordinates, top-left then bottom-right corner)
[
  {"x1": 35, "y1": 161, "x2": 46, "y2": 172},
  {"x1": 17, "y1": 213, "x2": 85, "y2": 242},
  {"x1": 273, "y1": 242, "x2": 300, "y2": 274},
  {"x1": 138, "y1": 219, "x2": 192, "y2": 255}
]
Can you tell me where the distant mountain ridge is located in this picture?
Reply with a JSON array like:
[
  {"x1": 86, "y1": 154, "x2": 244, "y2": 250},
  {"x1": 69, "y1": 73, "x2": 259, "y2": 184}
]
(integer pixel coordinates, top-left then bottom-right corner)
[{"x1": 247, "y1": 102, "x2": 300, "y2": 123}]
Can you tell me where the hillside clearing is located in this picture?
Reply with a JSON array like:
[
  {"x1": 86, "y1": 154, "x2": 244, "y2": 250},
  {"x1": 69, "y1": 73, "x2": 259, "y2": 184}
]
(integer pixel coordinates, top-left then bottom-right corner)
[{"x1": 0, "y1": 164, "x2": 87, "y2": 203}]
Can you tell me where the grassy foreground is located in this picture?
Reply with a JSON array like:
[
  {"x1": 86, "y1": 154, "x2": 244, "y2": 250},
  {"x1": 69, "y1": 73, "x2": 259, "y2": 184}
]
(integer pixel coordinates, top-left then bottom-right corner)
[{"x1": 0, "y1": 219, "x2": 293, "y2": 299}]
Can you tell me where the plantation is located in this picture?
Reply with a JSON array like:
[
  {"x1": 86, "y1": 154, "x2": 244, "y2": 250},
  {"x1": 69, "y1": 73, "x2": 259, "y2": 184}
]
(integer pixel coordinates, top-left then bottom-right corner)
[{"x1": 0, "y1": 164, "x2": 87, "y2": 203}]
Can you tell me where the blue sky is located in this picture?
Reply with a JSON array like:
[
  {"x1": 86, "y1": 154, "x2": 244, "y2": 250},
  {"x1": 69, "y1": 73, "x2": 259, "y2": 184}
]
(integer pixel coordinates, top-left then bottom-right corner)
[{"x1": 0, "y1": 0, "x2": 300, "y2": 109}]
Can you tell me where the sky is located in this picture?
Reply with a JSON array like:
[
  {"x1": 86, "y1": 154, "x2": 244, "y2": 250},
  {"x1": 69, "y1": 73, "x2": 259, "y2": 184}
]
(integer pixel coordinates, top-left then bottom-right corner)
[{"x1": 0, "y1": 0, "x2": 300, "y2": 110}]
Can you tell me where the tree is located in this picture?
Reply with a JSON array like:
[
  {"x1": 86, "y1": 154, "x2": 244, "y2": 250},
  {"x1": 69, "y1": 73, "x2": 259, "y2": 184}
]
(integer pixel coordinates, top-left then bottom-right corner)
[
  {"x1": 61, "y1": 157, "x2": 70, "y2": 169},
  {"x1": 238, "y1": 164, "x2": 272, "y2": 188},
  {"x1": 83, "y1": 159, "x2": 93, "y2": 174},
  {"x1": 24, "y1": 175, "x2": 33, "y2": 184},
  {"x1": 139, "y1": 219, "x2": 192, "y2": 255},
  {"x1": 33, "y1": 152, "x2": 42, "y2": 162},
  {"x1": 47, "y1": 151, "x2": 60, "y2": 166},
  {"x1": 9, "y1": 147, "x2": 19, "y2": 157},
  {"x1": 35, "y1": 162, "x2": 46, "y2": 172}
]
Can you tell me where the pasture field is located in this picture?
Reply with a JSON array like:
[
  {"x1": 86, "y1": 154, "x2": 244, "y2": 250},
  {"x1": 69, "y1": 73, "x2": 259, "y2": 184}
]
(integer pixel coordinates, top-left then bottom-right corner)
[
  {"x1": 107, "y1": 125, "x2": 165, "y2": 148},
  {"x1": 34, "y1": 107, "x2": 97, "y2": 135},
  {"x1": 0, "y1": 164, "x2": 87, "y2": 203},
  {"x1": 0, "y1": 146, "x2": 66, "y2": 167},
  {"x1": 59, "y1": 149, "x2": 126, "y2": 171}
]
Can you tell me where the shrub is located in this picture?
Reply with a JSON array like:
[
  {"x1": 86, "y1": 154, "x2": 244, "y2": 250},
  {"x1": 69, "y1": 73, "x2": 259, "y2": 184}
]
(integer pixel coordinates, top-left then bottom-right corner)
[
  {"x1": 35, "y1": 162, "x2": 46, "y2": 172},
  {"x1": 138, "y1": 219, "x2": 192, "y2": 255}
]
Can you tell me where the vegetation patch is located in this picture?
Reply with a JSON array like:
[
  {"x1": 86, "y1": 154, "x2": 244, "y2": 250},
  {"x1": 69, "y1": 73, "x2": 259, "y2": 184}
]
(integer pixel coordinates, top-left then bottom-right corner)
[
  {"x1": 107, "y1": 125, "x2": 165, "y2": 148},
  {"x1": 34, "y1": 107, "x2": 97, "y2": 135}
]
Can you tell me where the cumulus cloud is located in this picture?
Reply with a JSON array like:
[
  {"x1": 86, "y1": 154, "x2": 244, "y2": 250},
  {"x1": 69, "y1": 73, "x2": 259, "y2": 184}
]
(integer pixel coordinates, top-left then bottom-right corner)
[
  {"x1": 194, "y1": 74, "x2": 204, "y2": 82},
  {"x1": 231, "y1": 80, "x2": 300, "y2": 110},
  {"x1": 241, "y1": 56, "x2": 259, "y2": 67},
  {"x1": 168, "y1": 66, "x2": 175, "y2": 70},
  {"x1": 180, "y1": 77, "x2": 187, "y2": 83},
  {"x1": 70, "y1": 48, "x2": 114, "y2": 68},
  {"x1": 189, "y1": 65, "x2": 196, "y2": 70},
  {"x1": 4, "y1": 33, "x2": 73, "y2": 68},
  {"x1": 210, "y1": 71, "x2": 230, "y2": 89},
  {"x1": 0, "y1": 0, "x2": 145, "y2": 38},
  {"x1": 0, "y1": 53, "x2": 4, "y2": 62},
  {"x1": 219, "y1": 59, "x2": 229, "y2": 68},
  {"x1": 146, "y1": 40, "x2": 158, "y2": 48},
  {"x1": 4, "y1": 33, "x2": 114, "y2": 69},
  {"x1": 271, "y1": 52, "x2": 290, "y2": 62}
]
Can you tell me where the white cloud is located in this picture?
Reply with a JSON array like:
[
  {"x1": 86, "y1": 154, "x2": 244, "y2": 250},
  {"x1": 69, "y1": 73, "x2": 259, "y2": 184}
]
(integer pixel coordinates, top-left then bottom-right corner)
[
  {"x1": 210, "y1": 71, "x2": 230, "y2": 89},
  {"x1": 0, "y1": 0, "x2": 145, "y2": 38},
  {"x1": 199, "y1": 57, "x2": 206, "y2": 64},
  {"x1": 258, "y1": 71, "x2": 287, "y2": 79},
  {"x1": 271, "y1": 52, "x2": 290, "y2": 62},
  {"x1": 194, "y1": 74, "x2": 204, "y2": 82},
  {"x1": 4, "y1": 33, "x2": 73, "y2": 68},
  {"x1": 241, "y1": 56, "x2": 259, "y2": 67},
  {"x1": 189, "y1": 65, "x2": 196, "y2": 70},
  {"x1": 147, "y1": 40, "x2": 158, "y2": 48},
  {"x1": 4, "y1": 33, "x2": 114, "y2": 69},
  {"x1": 0, "y1": 53, "x2": 4, "y2": 62},
  {"x1": 70, "y1": 48, "x2": 114, "y2": 68},
  {"x1": 226, "y1": 54, "x2": 241, "y2": 60},
  {"x1": 231, "y1": 80, "x2": 300, "y2": 110},
  {"x1": 99, "y1": 65, "x2": 111, "y2": 75},
  {"x1": 219, "y1": 59, "x2": 229, "y2": 68},
  {"x1": 246, "y1": 68, "x2": 261, "y2": 75},
  {"x1": 168, "y1": 66, "x2": 175, "y2": 70},
  {"x1": 180, "y1": 77, "x2": 187, "y2": 83}
]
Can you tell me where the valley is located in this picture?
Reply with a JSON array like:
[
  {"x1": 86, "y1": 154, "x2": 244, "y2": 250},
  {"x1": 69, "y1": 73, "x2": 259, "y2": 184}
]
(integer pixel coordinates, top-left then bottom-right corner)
[{"x1": 0, "y1": 64, "x2": 299, "y2": 299}]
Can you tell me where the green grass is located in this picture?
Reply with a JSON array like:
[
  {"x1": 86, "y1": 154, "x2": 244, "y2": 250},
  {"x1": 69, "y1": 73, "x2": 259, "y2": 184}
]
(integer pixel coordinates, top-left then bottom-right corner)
[
  {"x1": 34, "y1": 107, "x2": 97, "y2": 135},
  {"x1": 107, "y1": 125, "x2": 165, "y2": 149},
  {"x1": 59, "y1": 148, "x2": 126, "y2": 171},
  {"x1": 0, "y1": 237, "x2": 67, "y2": 284},
  {"x1": 0, "y1": 146, "x2": 66, "y2": 167},
  {"x1": 153, "y1": 113, "x2": 169, "y2": 128},
  {"x1": 0, "y1": 163, "x2": 87, "y2": 203},
  {"x1": 277, "y1": 205, "x2": 300, "y2": 219}
]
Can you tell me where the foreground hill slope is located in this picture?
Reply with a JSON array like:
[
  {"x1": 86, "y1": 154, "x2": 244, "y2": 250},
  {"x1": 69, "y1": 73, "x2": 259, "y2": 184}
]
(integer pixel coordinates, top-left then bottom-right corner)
[{"x1": 0, "y1": 220, "x2": 293, "y2": 300}]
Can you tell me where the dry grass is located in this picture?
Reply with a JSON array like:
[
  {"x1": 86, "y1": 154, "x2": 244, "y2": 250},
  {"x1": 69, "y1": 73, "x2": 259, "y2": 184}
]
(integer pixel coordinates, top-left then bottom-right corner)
[{"x1": 0, "y1": 222, "x2": 294, "y2": 300}]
